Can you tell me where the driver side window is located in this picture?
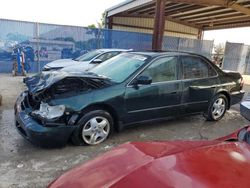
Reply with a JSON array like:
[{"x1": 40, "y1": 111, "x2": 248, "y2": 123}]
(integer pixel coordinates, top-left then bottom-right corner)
[{"x1": 140, "y1": 56, "x2": 178, "y2": 83}]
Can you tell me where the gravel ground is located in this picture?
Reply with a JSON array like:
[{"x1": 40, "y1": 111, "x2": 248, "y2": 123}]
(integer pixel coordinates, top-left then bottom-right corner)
[{"x1": 0, "y1": 73, "x2": 249, "y2": 188}]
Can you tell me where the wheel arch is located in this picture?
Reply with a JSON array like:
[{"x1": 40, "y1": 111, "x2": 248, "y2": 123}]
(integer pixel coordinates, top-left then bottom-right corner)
[
  {"x1": 79, "y1": 103, "x2": 121, "y2": 131},
  {"x1": 215, "y1": 90, "x2": 231, "y2": 109}
]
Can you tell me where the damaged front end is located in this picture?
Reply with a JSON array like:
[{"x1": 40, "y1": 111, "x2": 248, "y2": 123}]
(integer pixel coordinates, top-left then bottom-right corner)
[{"x1": 15, "y1": 71, "x2": 113, "y2": 147}]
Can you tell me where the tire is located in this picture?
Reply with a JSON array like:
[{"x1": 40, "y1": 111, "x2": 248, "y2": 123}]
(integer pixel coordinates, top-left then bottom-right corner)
[
  {"x1": 71, "y1": 110, "x2": 114, "y2": 146},
  {"x1": 205, "y1": 94, "x2": 228, "y2": 121}
]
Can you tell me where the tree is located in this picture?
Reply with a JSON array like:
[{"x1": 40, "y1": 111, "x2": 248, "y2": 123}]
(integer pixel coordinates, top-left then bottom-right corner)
[
  {"x1": 86, "y1": 13, "x2": 106, "y2": 49},
  {"x1": 99, "y1": 12, "x2": 106, "y2": 29},
  {"x1": 87, "y1": 12, "x2": 106, "y2": 29},
  {"x1": 213, "y1": 43, "x2": 225, "y2": 67},
  {"x1": 87, "y1": 24, "x2": 97, "y2": 29},
  {"x1": 214, "y1": 43, "x2": 225, "y2": 55}
]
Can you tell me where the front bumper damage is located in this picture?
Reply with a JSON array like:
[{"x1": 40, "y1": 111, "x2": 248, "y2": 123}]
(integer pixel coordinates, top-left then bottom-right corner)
[{"x1": 14, "y1": 91, "x2": 77, "y2": 147}]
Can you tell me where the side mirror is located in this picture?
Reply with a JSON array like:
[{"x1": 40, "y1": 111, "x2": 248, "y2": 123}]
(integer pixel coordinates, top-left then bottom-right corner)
[
  {"x1": 135, "y1": 75, "x2": 152, "y2": 85},
  {"x1": 92, "y1": 59, "x2": 102, "y2": 64}
]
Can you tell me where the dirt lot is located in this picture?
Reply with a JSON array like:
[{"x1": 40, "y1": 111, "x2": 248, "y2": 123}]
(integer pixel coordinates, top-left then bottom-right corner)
[{"x1": 0, "y1": 73, "x2": 249, "y2": 188}]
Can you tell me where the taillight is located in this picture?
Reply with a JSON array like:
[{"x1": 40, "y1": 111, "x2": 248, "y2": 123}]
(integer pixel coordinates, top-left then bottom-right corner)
[{"x1": 240, "y1": 77, "x2": 244, "y2": 90}]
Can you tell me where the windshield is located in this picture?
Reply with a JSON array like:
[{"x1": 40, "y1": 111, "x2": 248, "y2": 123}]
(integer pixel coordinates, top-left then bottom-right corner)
[
  {"x1": 75, "y1": 50, "x2": 102, "y2": 61},
  {"x1": 91, "y1": 53, "x2": 149, "y2": 83}
]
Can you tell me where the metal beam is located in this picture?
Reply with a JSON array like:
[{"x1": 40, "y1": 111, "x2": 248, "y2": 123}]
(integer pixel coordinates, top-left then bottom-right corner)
[
  {"x1": 166, "y1": 5, "x2": 203, "y2": 15},
  {"x1": 171, "y1": 6, "x2": 220, "y2": 17},
  {"x1": 202, "y1": 17, "x2": 250, "y2": 26},
  {"x1": 167, "y1": 0, "x2": 227, "y2": 6},
  {"x1": 203, "y1": 20, "x2": 250, "y2": 30},
  {"x1": 152, "y1": 0, "x2": 166, "y2": 50},
  {"x1": 127, "y1": 2, "x2": 155, "y2": 14},
  {"x1": 166, "y1": 16, "x2": 201, "y2": 28},
  {"x1": 196, "y1": 15, "x2": 250, "y2": 25},
  {"x1": 186, "y1": 12, "x2": 243, "y2": 22},
  {"x1": 115, "y1": 13, "x2": 201, "y2": 28},
  {"x1": 172, "y1": 0, "x2": 250, "y2": 16},
  {"x1": 229, "y1": 3, "x2": 250, "y2": 16},
  {"x1": 177, "y1": 8, "x2": 232, "y2": 20},
  {"x1": 137, "y1": 7, "x2": 156, "y2": 14},
  {"x1": 147, "y1": 4, "x2": 203, "y2": 15}
]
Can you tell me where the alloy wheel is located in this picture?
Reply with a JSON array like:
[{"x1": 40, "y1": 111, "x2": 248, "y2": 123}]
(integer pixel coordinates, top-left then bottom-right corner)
[
  {"x1": 82, "y1": 116, "x2": 110, "y2": 145},
  {"x1": 212, "y1": 97, "x2": 226, "y2": 120}
]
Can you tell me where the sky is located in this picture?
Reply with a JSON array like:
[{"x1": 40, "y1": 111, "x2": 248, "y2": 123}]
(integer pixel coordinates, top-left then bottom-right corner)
[
  {"x1": 0, "y1": 0, "x2": 250, "y2": 46},
  {"x1": 0, "y1": 0, "x2": 125, "y2": 26},
  {"x1": 204, "y1": 27, "x2": 250, "y2": 46}
]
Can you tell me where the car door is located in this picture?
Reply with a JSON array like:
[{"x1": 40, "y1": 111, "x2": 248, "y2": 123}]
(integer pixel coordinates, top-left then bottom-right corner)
[
  {"x1": 124, "y1": 56, "x2": 182, "y2": 124},
  {"x1": 180, "y1": 55, "x2": 220, "y2": 114}
]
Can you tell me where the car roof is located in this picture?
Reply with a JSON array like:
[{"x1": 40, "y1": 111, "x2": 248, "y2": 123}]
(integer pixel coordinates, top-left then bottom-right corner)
[
  {"x1": 96, "y1": 48, "x2": 131, "y2": 53},
  {"x1": 90, "y1": 49, "x2": 206, "y2": 58},
  {"x1": 128, "y1": 51, "x2": 207, "y2": 59}
]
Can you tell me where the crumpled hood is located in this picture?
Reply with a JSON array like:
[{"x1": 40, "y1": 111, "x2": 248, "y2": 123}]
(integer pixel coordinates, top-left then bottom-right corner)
[
  {"x1": 25, "y1": 63, "x2": 97, "y2": 92},
  {"x1": 27, "y1": 70, "x2": 111, "y2": 95},
  {"x1": 48, "y1": 140, "x2": 250, "y2": 188},
  {"x1": 44, "y1": 59, "x2": 89, "y2": 69}
]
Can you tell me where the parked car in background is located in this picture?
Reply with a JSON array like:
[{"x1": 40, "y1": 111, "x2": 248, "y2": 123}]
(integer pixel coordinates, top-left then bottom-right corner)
[
  {"x1": 16, "y1": 51, "x2": 244, "y2": 147},
  {"x1": 61, "y1": 48, "x2": 88, "y2": 59},
  {"x1": 24, "y1": 48, "x2": 129, "y2": 89},
  {"x1": 42, "y1": 48, "x2": 130, "y2": 72},
  {"x1": 48, "y1": 126, "x2": 250, "y2": 188},
  {"x1": 240, "y1": 99, "x2": 250, "y2": 121}
]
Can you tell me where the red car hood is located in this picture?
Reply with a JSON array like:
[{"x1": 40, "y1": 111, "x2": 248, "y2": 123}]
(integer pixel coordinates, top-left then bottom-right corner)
[{"x1": 49, "y1": 140, "x2": 250, "y2": 188}]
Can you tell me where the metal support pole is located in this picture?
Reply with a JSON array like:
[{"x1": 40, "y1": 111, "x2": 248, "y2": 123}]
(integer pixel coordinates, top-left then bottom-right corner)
[
  {"x1": 152, "y1": 0, "x2": 166, "y2": 51},
  {"x1": 35, "y1": 22, "x2": 40, "y2": 72},
  {"x1": 107, "y1": 17, "x2": 113, "y2": 48},
  {"x1": 108, "y1": 17, "x2": 113, "y2": 29},
  {"x1": 198, "y1": 29, "x2": 204, "y2": 40}
]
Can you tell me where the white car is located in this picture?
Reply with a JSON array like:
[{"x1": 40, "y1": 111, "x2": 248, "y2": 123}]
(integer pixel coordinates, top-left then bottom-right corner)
[{"x1": 43, "y1": 49, "x2": 130, "y2": 72}]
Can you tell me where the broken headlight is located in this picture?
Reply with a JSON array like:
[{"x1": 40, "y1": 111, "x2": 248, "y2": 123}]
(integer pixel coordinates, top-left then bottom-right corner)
[{"x1": 32, "y1": 102, "x2": 65, "y2": 120}]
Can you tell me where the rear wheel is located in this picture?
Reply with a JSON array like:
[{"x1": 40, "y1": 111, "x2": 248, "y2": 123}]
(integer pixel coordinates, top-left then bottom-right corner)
[
  {"x1": 71, "y1": 110, "x2": 114, "y2": 146},
  {"x1": 205, "y1": 94, "x2": 228, "y2": 121}
]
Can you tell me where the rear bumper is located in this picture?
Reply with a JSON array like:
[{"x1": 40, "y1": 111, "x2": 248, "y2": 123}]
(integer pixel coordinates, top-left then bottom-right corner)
[
  {"x1": 231, "y1": 90, "x2": 245, "y2": 106},
  {"x1": 14, "y1": 92, "x2": 76, "y2": 147}
]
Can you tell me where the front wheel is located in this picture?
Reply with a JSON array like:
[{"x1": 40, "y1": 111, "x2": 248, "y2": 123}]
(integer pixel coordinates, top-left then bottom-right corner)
[
  {"x1": 71, "y1": 110, "x2": 114, "y2": 146},
  {"x1": 205, "y1": 94, "x2": 228, "y2": 121}
]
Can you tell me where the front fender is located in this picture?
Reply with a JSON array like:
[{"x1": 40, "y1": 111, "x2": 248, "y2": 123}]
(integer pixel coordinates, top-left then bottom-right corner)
[{"x1": 50, "y1": 92, "x2": 93, "y2": 112}]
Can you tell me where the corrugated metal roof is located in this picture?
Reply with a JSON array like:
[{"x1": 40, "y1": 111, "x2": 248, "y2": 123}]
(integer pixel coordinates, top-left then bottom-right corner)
[
  {"x1": 106, "y1": 0, "x2": 250, "y2": 30},
  {"x1": 107, "y1": 0, "x2": 153, "y2": 17}
]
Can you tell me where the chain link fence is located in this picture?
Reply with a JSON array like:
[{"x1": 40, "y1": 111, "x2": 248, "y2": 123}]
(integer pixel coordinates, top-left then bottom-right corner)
[
  {"x1": 222, "y1": 42, "x2": 250, "y2": 74},
  {"x1": 162, "y1": 36, "x2": 214, "y2": 59},
  {"x1": 0, "y1": 19, "x2": 213, "y2": 73}
]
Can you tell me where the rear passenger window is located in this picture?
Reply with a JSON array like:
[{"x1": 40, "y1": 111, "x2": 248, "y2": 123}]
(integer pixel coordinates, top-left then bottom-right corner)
[{"x1": 182, "y1": 56, "x2": 217, "y2": 79}]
